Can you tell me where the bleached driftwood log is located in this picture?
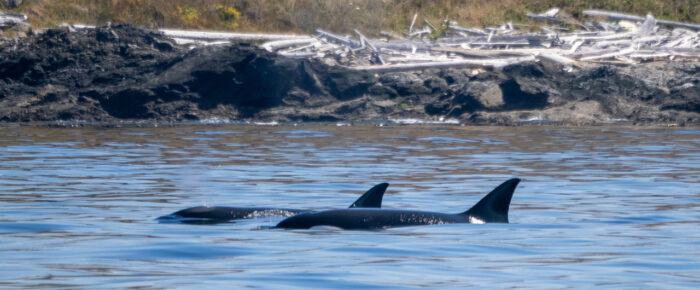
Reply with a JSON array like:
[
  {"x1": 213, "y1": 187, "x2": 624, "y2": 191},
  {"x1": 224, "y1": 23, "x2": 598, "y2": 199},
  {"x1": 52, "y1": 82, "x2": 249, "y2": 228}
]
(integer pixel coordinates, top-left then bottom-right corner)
[
  {"x1": 160, "y1": 29, "x2": 309, "y2": 42},
  {"x1": 350, "y1": 55, "x2": 537, "y2": 72},
  {"x1": 431, "y1": 47, "x2": 531, "y2": 58},
  {"x1": 437, "y1": 34, "x2": 550, "y2": 46},
  {"x1": 373, "y1": 40, "x2": 432, "y2": 53},
  {"x1": 583, "y1": 10, "x2": 700, "y2": 31},
  {"x1": 380, "y1": 30, "x2": 404, "y2": 40},
  {"x1": 261, "y1": 38, "x2": 318, "y2": 52},
  {"x1": 408, "y1": 13, "x2": 418, "y2": 33},
  {"x1": 316, "y1": 29, "x2": 361, "y2": 48},
  {"x1": 449, "y1": 25, "x2": 488, "y2": 36},
  {"x1": 526, "y1": 8, "x2": 564, "y2": 24},
  {"x1": 538, "y1": 53, "x2": 578, "y2": 66},
  {"x1": 580, "y1": 47, "x2": 636, "y2": 61},
  {"x1": 408, "y1": 27, "x2": 431, "y2": 39}
]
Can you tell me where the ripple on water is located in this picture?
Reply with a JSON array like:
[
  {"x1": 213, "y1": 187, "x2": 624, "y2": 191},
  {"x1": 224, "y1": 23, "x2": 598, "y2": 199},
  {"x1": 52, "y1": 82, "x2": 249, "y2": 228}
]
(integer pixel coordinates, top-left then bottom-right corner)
[{"x1": 0, "y1": 125, "x2": 698, "y2": 288}]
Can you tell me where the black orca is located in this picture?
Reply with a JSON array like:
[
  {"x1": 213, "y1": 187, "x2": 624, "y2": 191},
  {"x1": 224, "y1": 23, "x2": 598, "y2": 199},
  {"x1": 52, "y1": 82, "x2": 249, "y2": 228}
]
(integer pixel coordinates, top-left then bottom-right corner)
[
  {"x1": 157, "y1": 183, "x2": 389, "y2": 224},
  {"x1": 276, "y1": 178, "x2": 520, "y2": 230}
]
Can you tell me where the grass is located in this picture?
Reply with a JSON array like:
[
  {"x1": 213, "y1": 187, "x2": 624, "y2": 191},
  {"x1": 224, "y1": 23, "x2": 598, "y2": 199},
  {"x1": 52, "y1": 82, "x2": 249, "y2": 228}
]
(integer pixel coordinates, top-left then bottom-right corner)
[{"x1": 3, "y1": 0, "x2": 698, "y2": 35}]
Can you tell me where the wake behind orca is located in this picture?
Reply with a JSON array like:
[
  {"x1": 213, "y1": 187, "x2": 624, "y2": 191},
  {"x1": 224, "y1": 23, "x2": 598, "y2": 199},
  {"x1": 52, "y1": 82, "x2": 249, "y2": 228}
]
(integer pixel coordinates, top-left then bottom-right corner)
[
  {"x1": 157, "y1": 183, "x2": 389, "y2": 224},
  {"x1": 276, "y1": 178, "x2": 520, "y2": 230}
]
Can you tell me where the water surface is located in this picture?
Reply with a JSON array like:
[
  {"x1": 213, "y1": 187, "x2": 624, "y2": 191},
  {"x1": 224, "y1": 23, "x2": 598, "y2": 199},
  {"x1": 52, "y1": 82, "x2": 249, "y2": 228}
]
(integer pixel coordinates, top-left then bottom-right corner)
[{"x1": 1, "y1": 124, "x2": 699, "y2": 288}]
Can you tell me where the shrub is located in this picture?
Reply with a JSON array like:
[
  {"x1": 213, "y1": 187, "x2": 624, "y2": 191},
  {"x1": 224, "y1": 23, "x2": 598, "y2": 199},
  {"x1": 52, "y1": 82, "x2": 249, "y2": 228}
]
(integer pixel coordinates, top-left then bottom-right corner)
[
  {"x1": 177, "y1": 6, "x2": 199, "y2": 27},
  {"x1": 216, "y1": 4, "x2": 240, "y2": 30}
]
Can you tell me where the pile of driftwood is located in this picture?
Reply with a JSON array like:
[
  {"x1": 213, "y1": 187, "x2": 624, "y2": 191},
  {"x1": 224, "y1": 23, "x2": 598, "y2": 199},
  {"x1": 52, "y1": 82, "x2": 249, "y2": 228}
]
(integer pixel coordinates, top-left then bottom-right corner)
[
  {"x1": 259, "y1": 9, "x2": 700, "y2": 72},
  {"x1": 4, "y1": 7, "x2": 697, "y2": 72}
]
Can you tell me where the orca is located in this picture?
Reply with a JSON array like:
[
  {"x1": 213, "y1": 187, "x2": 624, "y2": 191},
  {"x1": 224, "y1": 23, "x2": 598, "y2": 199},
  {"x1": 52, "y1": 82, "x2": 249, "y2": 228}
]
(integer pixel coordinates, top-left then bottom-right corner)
[
  {"x1": 276, "y1": 178, "x2": 520, "y2": 230},
  {"x1": 157, "y1": 183, "x2": 389, "y2": 224}
]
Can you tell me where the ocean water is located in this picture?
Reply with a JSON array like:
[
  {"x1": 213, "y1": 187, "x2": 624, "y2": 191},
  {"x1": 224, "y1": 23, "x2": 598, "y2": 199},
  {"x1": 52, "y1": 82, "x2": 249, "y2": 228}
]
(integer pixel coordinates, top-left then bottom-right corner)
[{"x1": 0, "y1": 124, "x2": 698, "y2": 288}]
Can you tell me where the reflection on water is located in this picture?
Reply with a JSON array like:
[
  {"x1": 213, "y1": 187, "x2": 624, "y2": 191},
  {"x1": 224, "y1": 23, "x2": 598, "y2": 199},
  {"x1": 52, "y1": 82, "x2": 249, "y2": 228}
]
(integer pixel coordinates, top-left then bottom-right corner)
[{"x1": 0, "y1": 124, "x2": 699, "y2": 288}]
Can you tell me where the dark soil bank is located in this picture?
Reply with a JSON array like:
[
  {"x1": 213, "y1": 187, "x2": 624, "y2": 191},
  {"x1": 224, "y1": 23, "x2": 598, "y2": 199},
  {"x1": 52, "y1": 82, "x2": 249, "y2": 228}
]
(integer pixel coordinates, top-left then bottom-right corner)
[{"x1": 1, "y1": 24, "x2": 698, "y2": 125}]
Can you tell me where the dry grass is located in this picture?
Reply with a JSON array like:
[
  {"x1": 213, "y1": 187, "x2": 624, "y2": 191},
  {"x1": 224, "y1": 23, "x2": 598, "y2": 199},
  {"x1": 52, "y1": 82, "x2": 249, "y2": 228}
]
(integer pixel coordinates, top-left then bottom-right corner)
[
  {"x1": 4, "y1": 0, "x2": 698, "y2": 35},
  {"x1": 381, "y1": 0, "x2": 699, "y2": 31}
]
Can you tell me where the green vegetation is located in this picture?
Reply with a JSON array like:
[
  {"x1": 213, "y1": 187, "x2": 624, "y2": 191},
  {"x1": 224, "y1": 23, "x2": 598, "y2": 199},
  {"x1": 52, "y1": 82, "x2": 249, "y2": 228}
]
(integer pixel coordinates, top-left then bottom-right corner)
[
  {"x1": 176, "y1": 6, "x2": 200, "y2": 28},
  {"x1": 215, "y1": 4, "x2": 240, "y2": 30},
  {"x1": 2, "y1": 0, "x2": 698, "y2": 34}
]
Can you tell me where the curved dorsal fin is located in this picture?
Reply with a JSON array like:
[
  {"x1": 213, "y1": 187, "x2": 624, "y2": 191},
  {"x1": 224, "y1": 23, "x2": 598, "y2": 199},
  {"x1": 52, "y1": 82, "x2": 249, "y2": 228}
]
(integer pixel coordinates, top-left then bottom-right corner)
[
  {"x1": 462, "y1": 178, "x2": 520, "y2": 223},
  {"x1": 349, "y1": 183, "x2": 389, "y2": 208}
]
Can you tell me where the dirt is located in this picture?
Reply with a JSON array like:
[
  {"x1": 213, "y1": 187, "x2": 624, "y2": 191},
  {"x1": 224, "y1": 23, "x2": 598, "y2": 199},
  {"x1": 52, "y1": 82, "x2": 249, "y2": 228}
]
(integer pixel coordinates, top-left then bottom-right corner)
[{"x1": 1, "y1": 24, "x2": 698, "y2": 125}]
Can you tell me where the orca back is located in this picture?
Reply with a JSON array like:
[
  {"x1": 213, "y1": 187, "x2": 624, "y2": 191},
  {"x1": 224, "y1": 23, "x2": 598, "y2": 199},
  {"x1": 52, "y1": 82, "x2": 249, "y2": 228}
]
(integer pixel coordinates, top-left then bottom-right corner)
[{"x1": 157, "y1": 183, "x2": 389, "y2": 223}]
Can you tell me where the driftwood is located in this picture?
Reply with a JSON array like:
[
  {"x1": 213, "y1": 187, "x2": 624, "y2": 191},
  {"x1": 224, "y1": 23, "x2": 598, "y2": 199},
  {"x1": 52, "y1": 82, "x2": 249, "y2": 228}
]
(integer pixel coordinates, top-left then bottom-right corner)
[
  {"x1": 436, "y1": 34, "x2": 551, "y2": 48},
  {"x1": 380, "y1": 30, "x2": 404, "y2": 40},
  {"x1": 316, "y1": 29, "x2": 360, "y2": 48},
  {"x1": 526, "y1": 8, "x2": 563, "y2": 24},
  {"x1": 355, "y1": 29, "x2": 385, "y2": 64},
  {"x1": 254, "y1": 8, "x2": 700, "y2": 72},
  {"x1": 373, "y1": 40, "x2": 432, "y2": 53},
  {"x1": 527, "y1": 8, "x2": 590, "y2": 31},
  {"x1": 431, "y1": 47, "x2": 531, "y2": 58},
  {"x1": 350, "y1": 55, "x2": 537, "y2": 72},
  {"x1": 537, "y1": 53, "x2": 578, "y2": 66},
  {"x1": 408, "y1": 13, "x2": 418, "y2": 34},
  {"x1": 449, "y1": 25, "x2": 488, "y2": 36},
  {"x1": 580, "y1": 48, "x2": 635, "y2": 61},
  {"x1": 408, "y1": 27, "x2": 431, "y2": 39},
  {"x1": 584, "y1": 10, "x2": 700, "y2": 31},
  {"x1": 261, "y1": 38, "x2": 318, "y2": 52},
  {"x1": 159, "y1": 29, "x2": 309, "y2": 45},
  {"x1": 3, "y1": 6, "x2": 695, "y2": 74}
]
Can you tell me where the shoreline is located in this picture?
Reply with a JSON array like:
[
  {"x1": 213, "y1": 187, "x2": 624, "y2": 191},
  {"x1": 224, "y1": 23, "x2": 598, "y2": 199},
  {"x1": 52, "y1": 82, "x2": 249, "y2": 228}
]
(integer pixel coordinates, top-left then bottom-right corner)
[
  {"x1": 1, "y1": 118, "x2": 693, "y2": 129},
  {"x1": 0, "y1": 24, "x2": 698, "y2": 126}
]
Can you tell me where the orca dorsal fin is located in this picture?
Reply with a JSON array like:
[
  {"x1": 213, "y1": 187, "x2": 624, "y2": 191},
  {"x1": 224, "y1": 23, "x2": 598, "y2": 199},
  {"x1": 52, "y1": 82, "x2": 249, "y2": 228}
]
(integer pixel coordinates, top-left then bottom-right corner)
[
  {"x1": 349, "y1": 183, "x2": 389, "y2": 208},
  {"x1": 462, "y1": 178, "x2": 520, "y2": 223}
]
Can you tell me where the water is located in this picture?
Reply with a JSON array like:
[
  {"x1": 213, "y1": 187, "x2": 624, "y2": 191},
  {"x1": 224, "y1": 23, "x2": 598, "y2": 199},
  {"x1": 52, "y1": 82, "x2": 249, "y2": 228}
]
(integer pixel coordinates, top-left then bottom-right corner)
[{"x1": 1, "y1": 124, "x2": 698, "y2": 288}]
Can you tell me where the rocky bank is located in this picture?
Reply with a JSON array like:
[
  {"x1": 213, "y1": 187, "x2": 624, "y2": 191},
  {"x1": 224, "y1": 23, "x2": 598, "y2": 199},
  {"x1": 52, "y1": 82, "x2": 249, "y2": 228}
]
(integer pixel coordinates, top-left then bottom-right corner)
[{"x1": 0, "y1": 24, "x2": 698, "y2": 125}]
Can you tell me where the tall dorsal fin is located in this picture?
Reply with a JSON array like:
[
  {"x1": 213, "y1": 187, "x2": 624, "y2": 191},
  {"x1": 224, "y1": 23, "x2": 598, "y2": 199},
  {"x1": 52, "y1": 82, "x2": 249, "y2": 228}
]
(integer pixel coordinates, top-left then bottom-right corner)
[
  {"x1": 349, "y1": 183, "x2": 389, "y2": 208},
  {"x1": 462, "y1": 178, "x2": 520, "y2": 223}
]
